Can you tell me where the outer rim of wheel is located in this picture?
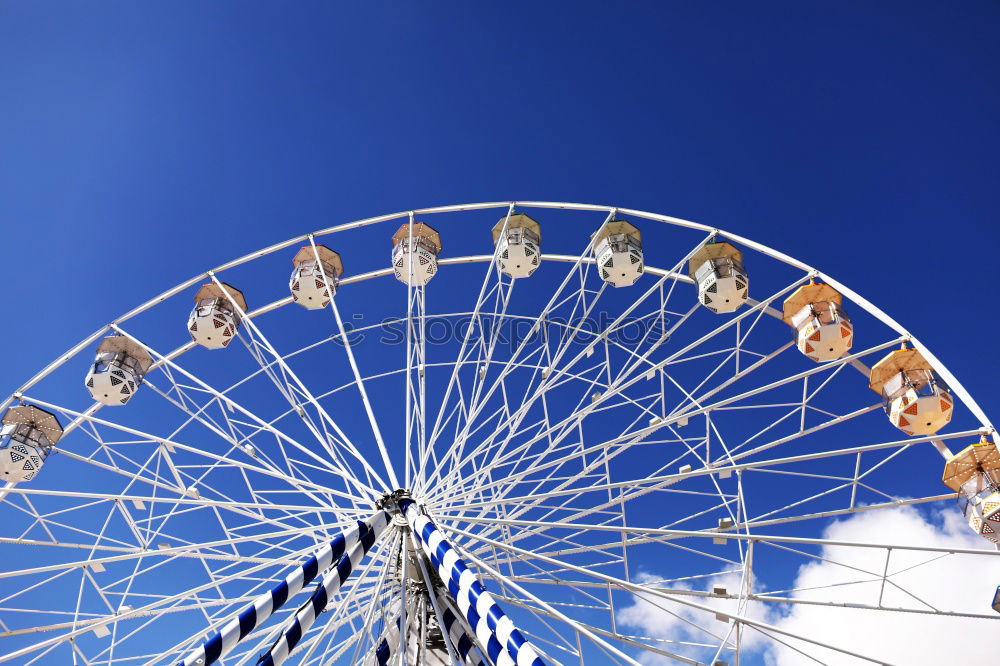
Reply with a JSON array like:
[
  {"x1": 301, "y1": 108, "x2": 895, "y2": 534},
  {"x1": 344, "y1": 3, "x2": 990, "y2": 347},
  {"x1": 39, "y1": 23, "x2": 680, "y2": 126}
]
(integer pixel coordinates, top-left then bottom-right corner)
[{"x1": 2, "y1": 201, "x2": 992, "y2": 438}]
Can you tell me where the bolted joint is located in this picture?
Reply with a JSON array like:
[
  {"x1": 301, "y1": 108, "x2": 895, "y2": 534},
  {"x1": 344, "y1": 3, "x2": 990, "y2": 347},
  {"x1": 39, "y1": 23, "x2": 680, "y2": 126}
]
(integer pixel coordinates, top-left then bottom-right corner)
[{"x1": 375, "y1": 488, "x2": 412, "y2": 513}]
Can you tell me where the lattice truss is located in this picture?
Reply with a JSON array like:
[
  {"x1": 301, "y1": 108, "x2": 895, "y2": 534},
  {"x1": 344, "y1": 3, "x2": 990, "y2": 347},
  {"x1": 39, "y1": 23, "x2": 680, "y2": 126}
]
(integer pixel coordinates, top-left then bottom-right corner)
[{"x1": 0, "y1": 203, "x2": 995, "y2": 665}]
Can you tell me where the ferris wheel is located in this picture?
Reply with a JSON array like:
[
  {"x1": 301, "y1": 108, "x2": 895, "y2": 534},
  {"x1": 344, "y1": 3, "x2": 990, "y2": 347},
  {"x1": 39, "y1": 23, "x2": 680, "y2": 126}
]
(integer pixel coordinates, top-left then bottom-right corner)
[{"x1": 0, "y1": 202, "x2": 997, "y2": 666}]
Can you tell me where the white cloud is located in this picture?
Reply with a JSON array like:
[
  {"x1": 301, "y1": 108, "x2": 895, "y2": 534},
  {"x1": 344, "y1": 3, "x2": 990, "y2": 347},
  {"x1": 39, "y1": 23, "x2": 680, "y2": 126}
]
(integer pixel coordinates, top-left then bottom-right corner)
[
  {"x1": 616, "y1": 570, "x2": 772, "y2": 665},
  {"x1": 617, "y1": 506, "x2": 1000, "y2": 665},
  {"x1": 761, "y1": 505, "x2": 1000, "y2": 666}
]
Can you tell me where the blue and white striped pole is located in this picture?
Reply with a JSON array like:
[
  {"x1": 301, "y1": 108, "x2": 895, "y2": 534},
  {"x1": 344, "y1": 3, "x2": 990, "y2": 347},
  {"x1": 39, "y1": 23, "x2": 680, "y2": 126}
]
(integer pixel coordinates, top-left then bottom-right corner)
[
  {"x1": 178, "y1": 510, "x2": 389, "y2": 666},
  {"x1": 400, "y1": 499, "x2": 546, "y2": 666},
  {"x1": 439, "y1": 596, "x2": 490, "y2": 666},
  {"x1": 257, "y1": 513, "x2": 389, "y2": 666}
]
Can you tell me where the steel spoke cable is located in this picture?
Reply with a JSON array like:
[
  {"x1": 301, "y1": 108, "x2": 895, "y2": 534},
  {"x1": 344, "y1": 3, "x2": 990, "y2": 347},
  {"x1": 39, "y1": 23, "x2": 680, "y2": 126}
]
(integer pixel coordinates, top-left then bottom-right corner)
[
  {"x1": 432, "y1": 334, "x2": 905, "y2": 514},
  {"x1": 307, "y1": 234, "x2": 400, "y2": 499},
  {"x1": 208, "y1": 272, "x2": 391, "y2": 495},
  {"x1": 419, "y1": 205, "x2": 516, "y2": 493},
  {"x1": 423, "y1": 210, "x2": 618, "y2": 495},
  {"x1": 431, "y1": 274, "x2": 809, "y2": 510},
  {"x1": 111, "y1": 324, "x2": 354, "y2": 499},
  {"x1": 440, "y1": 233, "x2": 713, "y2": 493}
]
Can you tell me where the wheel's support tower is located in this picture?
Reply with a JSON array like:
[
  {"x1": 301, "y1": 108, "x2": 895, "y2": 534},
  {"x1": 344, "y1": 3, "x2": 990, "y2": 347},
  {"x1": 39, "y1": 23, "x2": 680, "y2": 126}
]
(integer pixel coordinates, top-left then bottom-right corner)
[{"x1": 396, "y1": 497, "x2": 547, "y2": 666}]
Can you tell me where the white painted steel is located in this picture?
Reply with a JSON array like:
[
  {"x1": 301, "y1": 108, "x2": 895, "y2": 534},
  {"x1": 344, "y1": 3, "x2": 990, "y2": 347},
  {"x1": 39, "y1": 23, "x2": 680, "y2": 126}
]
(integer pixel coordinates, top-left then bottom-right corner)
[{"x1": 0, "y1": 202, "x2": 994, "y2": 666}]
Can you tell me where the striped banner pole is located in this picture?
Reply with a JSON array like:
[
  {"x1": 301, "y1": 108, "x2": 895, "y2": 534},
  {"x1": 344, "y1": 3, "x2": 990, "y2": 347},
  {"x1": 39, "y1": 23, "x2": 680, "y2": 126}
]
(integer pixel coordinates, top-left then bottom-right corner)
[
  {"x1": 439, "y1": 595, "x2": 490, "y2": 666},
  {"x1": 256, "y1": 514, "x2": 390, "y2": 666},
  {"x1": 399, "y1": 499, "x2": 546, "y2": 666},
  {"x1": 178, "y1": 510, "x2": 389, "y2": 666}
]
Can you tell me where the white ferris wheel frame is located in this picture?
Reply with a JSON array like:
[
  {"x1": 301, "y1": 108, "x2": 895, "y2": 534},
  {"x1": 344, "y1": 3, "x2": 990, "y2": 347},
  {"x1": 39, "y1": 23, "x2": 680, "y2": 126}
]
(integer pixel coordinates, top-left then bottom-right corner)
[{"x1": 0, "y1": 201, "x2": 995, "y2": 666}]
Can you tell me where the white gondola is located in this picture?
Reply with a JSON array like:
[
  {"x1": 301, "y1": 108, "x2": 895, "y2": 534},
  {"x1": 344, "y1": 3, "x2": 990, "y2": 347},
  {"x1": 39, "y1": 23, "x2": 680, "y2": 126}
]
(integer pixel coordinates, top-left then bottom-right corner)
[
  {"x1": 391, "y1": 222, "x2": 441, "y2": 287},
  {"x1": 0, "y1": 406, "x2": 63, "y2": 482},
  {"x1": 690, "y1": 241, "x2": 748, "y2": 314},
  {"x1": 782, "y1": 282, "x2": 853, "y2": 362},
  {"x1": 84, "y1": 335, "x2": 154, "y2": 406},
  {"x1": 592, "y1": 220, "x2": 643, "y2": 287},
  {"x1": 290, "y1": 245, "x2": 343, "y2": 310},
  {"x1": 492, "y1": 213, "x2": 541, "y2": 278},
  {"x1": 869, "y1": 347, "x2": 953, "y2": 436},
  {"x1": 942, "y1": 438, "x2": 1000, "y2": 546},
  {"x1": 187, "y1": 282, "x2": 246, "y2": 350}
]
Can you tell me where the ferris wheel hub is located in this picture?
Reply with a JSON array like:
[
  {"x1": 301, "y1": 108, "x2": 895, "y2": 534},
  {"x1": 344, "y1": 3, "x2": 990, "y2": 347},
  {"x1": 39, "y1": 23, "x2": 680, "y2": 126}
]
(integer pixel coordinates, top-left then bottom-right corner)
[{"x1": 376, "y1": 488, "x2": 414, "y2": 518}]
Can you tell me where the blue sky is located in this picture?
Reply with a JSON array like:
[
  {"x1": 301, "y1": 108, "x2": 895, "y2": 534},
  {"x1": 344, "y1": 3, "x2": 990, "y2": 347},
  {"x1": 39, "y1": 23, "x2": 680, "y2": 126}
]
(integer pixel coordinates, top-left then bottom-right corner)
[
  {"x1": 1, "y1": 1, "x2": 997, "y2": 415},
  {"x1": 1, "y1": 2, "x2": 999, "y2": 664}
]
